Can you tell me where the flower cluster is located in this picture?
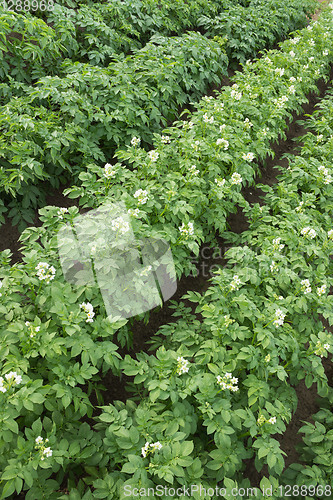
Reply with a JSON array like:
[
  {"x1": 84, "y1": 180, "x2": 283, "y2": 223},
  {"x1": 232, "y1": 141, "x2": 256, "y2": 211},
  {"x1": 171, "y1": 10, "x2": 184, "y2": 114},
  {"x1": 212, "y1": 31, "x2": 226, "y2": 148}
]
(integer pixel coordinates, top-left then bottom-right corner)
[
  {"x1": 314, "y1": 341, "x2": 330, "y2": 358},
  {"x1": 139, "y1": 265, "x2": 152, "y2": 277},
  {"x1": 257, "y1": 414, "x2": 277, "y2": 426},
  {"x1": 25, "y1": 321, "x2": 41, "y2": 338},
  {"x1": 270, "y1": 261, "x2": 278, "y2": 273},
  {"x1": 242, "y1": 152, "x2": 255, "y2": 162},
  {"x1": 274, "y1": 95, "x2": 289, "y2": 108},
  {"x1": 318, "y1": 165, "x2": 332, "y2": 184},
  {"x1": 317, "y1": 284, "x2": 326, "y2": 296},
  {"x1": 111, "y1": 216, "x2": 130, "y2": 234},
  {"x1": 301, "y1": 227, "x2": 316, "y2": 239},
  {"x1": 178, "y1": 222, "x2": 194, "y2": 239},
  {"x1": 295, "y1": 201, "x2": 304, "y2": 212},
  {"x1": 217, "y1": 372, "x2": 239, "y2": 392},
  {"x1": 216, "y1": 138, "x2": 229, "y2": 150},
  {"x1": 189, "y1": 165, "x2": 199, "y2": 176},
  {"x1": 104, "y1": 163, "x2": 116, "y2": 179},
  {"x1": 131, "y1": 136, "x2": 141, "y2": 147},
  {"x1": 183, "y1": 120, "x2": 194, "y2": 129},
  {"x1": 141, "y1": 441, "x2": 162, "y2": 458},
  {"x1": 275, "y1": 67, "x2": 285, "y2": 77},
  {"x1": 244, "y1": 118, "x2": 253, "y2": 128},
  {"x1": 0, "y1": 371, "x2": 22, "y2": 393},
  {"x1": 127, "y1": 208, "x2": 140, "y2": 218},
  {"x1": 35, "y1": 436, "x2": 52, "y2": 460},
  {"x1": 230, "y1": 88, "x2": 242, "y2": 100},
  {"x1": 264, "y1": 354, "x2": 271, "y2": 363},
  {"x1": 273, "y1": 309, "x2": 286, "y2": 328},
  {"x1": 148, "y1": 150, "x2": 159, "y2": 162},
  {"x1": 272, "y1": 237, "x2": 285, "y2": 251},
  {"x1": 223, "y1": 314, "x2": 234, "y2": 327},
  {"x1": 203, "y1": 113, "x2": 214, "y2": 124},
  {"x1": 176, "y1": 356, "x2": 190, "y2": 375},
  {"x1": 215, "y1": 178, "x2": 226, "y2": 188},
  {"x1": 161, "y1": 135, "x2": 170, "y2": 144},
  {"x1": 230, "y1": 275, "x2": 241, "y2": 291},
  {"x1": 230, "y1": 172, "x2": 243, "y2": 185},
  {"x1": 57, "y1": 207, "x2": 68, "y2": 219},
  {"x1": 36, "y1": 262, "x2": 56, "y2": 284},
  {"x1": 301, "y1": 279, "x2": 311, "y2": 294},
  {"x1": 134, "y1": 189, "x2": 149, "y2": 205},
  {"x1": 80, "y1": 302, "x2": 95, "y2": 323}
]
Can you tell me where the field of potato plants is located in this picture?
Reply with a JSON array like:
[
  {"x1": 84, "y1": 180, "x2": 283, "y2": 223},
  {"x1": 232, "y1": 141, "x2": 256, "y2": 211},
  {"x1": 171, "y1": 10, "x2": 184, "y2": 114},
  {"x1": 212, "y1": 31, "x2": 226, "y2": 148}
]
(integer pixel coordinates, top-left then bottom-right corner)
[{"x1": 0, "y1": 0, "x2": 332, "y2": 498}]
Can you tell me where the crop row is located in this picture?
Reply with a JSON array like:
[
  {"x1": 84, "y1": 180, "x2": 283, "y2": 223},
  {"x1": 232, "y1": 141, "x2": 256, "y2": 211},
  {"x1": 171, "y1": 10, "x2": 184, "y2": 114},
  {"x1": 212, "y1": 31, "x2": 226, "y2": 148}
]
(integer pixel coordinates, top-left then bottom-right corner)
[
  {"x1": 0, "y1": 0, "x2": 318, "y2": 231},
  {"x1": 99, "y1": 84, "x2": 333, "y2": 498},
  {"x1": 0, "y1": 0, "x2": 235, "y2": 84},
  {"x1": 0, "y1": 8, "x2": 332, "y2": 498}
]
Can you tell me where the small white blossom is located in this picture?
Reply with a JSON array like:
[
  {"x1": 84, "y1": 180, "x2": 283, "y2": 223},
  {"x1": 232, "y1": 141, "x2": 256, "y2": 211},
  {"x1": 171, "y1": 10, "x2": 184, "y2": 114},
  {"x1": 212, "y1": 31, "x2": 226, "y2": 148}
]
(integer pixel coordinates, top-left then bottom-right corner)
[
  {"x1": 288, "y1": 85, "x2": 296, "y2": 94},
  {"x1": 176, "y1": 356, "x2": 190, "y2": 375},
  {"x1": 265, "y1": 354, "x2": 271, "y2": 363},
  {"x1": 289, "y1": 51, "x2": 295, "y2": 58},
  {"x1": 35, "y1": 262, "x2": 56, "y2": 284},
  {"x1": 4, "y1": 371, "x2": 22, "y2": 386},
  {"x1": 134, "y1": 189, "x2": 149, "y2": 205},
  {"x1": 0, "y1": 377, "x2": 7, "y2": 393},
  {"x1": 323, "y1": 343, "x2": 330, "y2": 350},
  {"x1": 80, "y1": 302, "x2": 95, "y2": 323},
  {"x1": 270, "y1": 261, "x2": 278, "y2": 273},
  {"x1": 301, "y1": 227, "x2": 316, "y2": 239},
  {"x1": 275, "y1": 67, "x2": 285, "y2": 77},
  {"x1": 301, "y1": 279, "x2": 311, "y2": 294},
  {"x1": 131, "y1": 136, "x2": 141, "y2": 147},
  {"x1": 215, "y1": 178, "x2": 226, "y2": 188},
  {"x1": 273, "y1": 237, "x2": 285, "y2": 251},
  {"x1": 43, "y1": 447, "x2": 53, "y2": 458},
  {"x1": 103, "y1": 163, "x2": 116, "y2": 179},
  {"x1": 111, "y1": 216, "x2": 130, "y2": 234},
  {"x1": 242, "y1": 152, "x2": 255, "y2": 162},
  {"x1": 273, "y1": 308, "x2": 286, "y2": 328},
  {"x1": 191, "y1": 141, "x2": 200, "y2": 150},
  {"x1": 216, "y1": 138, "x2": 229, "y2": 150},
  {"x1": 230, "y1": 89, "x2": 242, "y2": 100},
  {"x1": 148, "y1": 150, "x2": 159, "y2": 162},
  {"x1": 230, "y1": 275, "x2": 241, "y2": 291},
  {"x1": 141, "y1": 442, "x2": 150, "y2": 457},
  {"x1": 317, "y1": 284, "x2": 326, "y2": 296},
  {"x1": 203, "y1": 113, "x2": 214, "y2": 124},
  {"x1": 57, "y1": 207, "x2": 68, "y2": 219},
  {"x1": 230, "y1": 172, "x2": 242, "y2": 185},
  {"x1": 189, "y1": 165, "x2": 199, "y2": 176},
  {"x1": 127, "y1": 208, "x2": 140, "y2": 217},
  {"x1": 328, "y1": 229, "x2": 333, "y2": 239},
  {"x1": 35, "y1": 436, "x2": 43, "y2": 444},
  {"x1": 217, "y1": 372, "x2": 239, "y2": 392},
  {"x1": 268, "y1": 416, "x2": 277, "y2": 424},
  {"x1": 220, "y1": 124, "x2": 226, "y2": 132},
  {"x1": 140, "y1": 265, "x2": 152, "y2": 277},
  {"x1": 323, "y1": 49, "x2": 329, "y2": 56},
  {"x1": 291, "y1": 36, "x2": 300, "y2": 44},
  {"x1": 152, "y1": 441, "x2": 162, "y2": 451},
  {"x1": 178, "y1": 222, "x2": 194, "y2": 239},
  {"x1": 161, "y1": 135, "x2": 170, "y2": 144},
  {"x1": 244, "y1": 118, "x2": 253, "y2": 128},
  {"x1": 296, "y1": 201, "x2": 304, "y2": 212}
]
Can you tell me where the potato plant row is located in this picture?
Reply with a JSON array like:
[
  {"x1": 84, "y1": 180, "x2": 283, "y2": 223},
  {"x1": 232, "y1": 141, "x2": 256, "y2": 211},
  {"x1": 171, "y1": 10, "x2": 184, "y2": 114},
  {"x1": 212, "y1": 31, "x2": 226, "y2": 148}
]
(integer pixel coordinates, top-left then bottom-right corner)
[
  {"x1": 0, "y1": 8, "x2": 332, "y2": 498},
  {"x1": 104, "y1": 82, "x2": 333, "y2": 499},
  {"x1": 0, "y1": 0, "x2": 318, "y2": 231}
]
